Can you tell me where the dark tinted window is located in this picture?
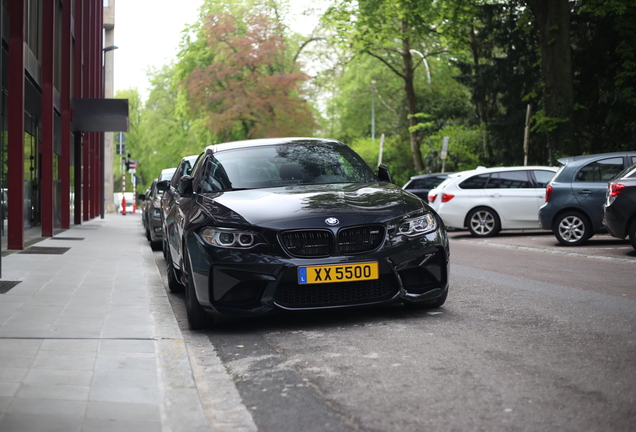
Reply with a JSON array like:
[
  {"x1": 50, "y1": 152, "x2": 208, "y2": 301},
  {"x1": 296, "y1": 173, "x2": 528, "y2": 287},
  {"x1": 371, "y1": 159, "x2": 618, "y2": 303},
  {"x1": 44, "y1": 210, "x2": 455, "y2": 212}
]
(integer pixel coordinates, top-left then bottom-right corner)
[
  {"x1": 407, "y1": 176, "x2": 446, "y2": 190},
  {"x1": 459, "y1": 174, "x2": 490, "y2": 189},
  {"x1": 199, "y1": 143, "x2": 376, "y2": 191},
  {"x1": 533, "y1": 170, "x2": 556, "y2": 188},
  {"x1": 575, "y1": 157, "x2": 624, "y2": 182},
  {"x1": 486, "y1": 171, "x2": 532, "y2": 189}
]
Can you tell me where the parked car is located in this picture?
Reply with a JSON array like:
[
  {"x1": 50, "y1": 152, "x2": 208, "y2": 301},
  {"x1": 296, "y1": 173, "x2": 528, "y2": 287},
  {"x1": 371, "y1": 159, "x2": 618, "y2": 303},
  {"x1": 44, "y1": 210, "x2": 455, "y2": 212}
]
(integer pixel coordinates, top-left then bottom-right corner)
[
  {"x1": 426, "y1": 166, "x2": 558, "y2": 237},
  {"x1": 402, "y1": 173, "x2": 451, "y2": 201},
  {"x1": 159, "y1": 137, "x2": 450, "y2": 329},
  {"x1": 139, "y1": 167, "x2": 177, "y2": 250},
  {"x1": 159, "y1": 154, "x2": 199, "y2": 260},
  {"x1": 539, "y1": 152, "x2": 636, "y2": 246},
  {"x1": 603, "y1": 162, "x2": 636, "y2": 250}
]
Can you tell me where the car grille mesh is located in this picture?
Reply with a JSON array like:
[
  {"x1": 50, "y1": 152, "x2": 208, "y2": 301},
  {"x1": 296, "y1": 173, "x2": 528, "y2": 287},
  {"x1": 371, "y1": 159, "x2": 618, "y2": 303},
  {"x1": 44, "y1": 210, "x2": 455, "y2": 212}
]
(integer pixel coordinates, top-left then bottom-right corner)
[
  {"x1": 338, "y1": 226, "x2": 384, "y2": 254},
  {"x1": 275, "y1": 276, "x2": 398, "y2": 309},
  {"x1": 280, "y1": 230, "x2": 334, "y2": 257},
  {"x1": 280, "y1": 225, "x2": 385, "y2": 257}
]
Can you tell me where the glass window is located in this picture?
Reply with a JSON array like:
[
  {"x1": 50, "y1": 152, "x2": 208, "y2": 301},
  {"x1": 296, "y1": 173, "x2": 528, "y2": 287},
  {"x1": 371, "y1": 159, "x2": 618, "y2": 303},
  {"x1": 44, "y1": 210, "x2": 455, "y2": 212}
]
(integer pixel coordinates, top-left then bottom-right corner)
[
  {"x1": 486, "y1": 171, "x2": 532, "y2": 189},
  {"x1": 200, "y1": 142, "x2": 377, "y2": 191},
  {"x1": 576, "y1": 157, "x2": 624, "y2": 182},
  {"x1": 408, "y1": 176, "x2": 446, "y2": 190},
  {"x1": 459, "y1": 174, "x2": 490, "y2": 189},
  {"x1": 533, "y1": 170, "x2": 556, "y2": 188}
]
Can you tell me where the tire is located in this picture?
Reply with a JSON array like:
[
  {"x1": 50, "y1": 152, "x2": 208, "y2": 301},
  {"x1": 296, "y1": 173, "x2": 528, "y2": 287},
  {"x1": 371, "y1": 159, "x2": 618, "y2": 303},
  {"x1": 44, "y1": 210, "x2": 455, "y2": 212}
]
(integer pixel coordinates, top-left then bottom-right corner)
[
  {"x1": 554, "y1": 211, "x2": 592, "y2": 246},
  {"x1": 150, "y1": 240, "x2": 162, "y2": 251},
  {"x1": 184, "y1": 252, "x2": 214, "y2": 330},
  {"x1": 145, "y1": 226, "x2": 151, "y2": 241},
  {"x1": 628, "y1": 219, "x2": 636, "y2": 251},
  {"x1": 162, "y1": 237, "x2": 168, "y2": 259},
  {"x1": 166, "y1": 248, "x2": 185, "y2": 294},
  {"x1": 467, "y1": 207, "x2": 501, "y2": 237}
]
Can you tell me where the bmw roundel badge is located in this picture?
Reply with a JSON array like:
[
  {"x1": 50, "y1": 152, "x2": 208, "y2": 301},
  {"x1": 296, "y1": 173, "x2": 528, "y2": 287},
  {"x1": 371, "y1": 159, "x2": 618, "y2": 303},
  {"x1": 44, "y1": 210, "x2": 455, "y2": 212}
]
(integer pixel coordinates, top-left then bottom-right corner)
[{"x1": 325, "y1": 217, "x2": 339, "y2": 226}]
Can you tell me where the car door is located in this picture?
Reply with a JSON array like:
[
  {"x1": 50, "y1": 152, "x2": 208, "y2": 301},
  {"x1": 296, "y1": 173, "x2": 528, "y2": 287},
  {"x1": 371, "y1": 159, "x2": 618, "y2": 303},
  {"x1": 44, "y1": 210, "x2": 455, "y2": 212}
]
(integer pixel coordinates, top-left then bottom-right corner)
[
  {"x1": 484, "y1": 170, "x2": 539, "y2": 227},
  {"x1": 571, "y1": 156, "x2": 626, "y2": 229}
]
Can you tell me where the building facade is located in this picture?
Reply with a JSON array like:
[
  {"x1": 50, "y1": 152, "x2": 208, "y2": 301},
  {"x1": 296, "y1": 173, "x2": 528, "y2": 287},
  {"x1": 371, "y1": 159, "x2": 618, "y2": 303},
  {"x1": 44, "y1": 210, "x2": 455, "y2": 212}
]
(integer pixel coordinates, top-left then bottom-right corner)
[{"x1": 0, "y1": 0, "x2": 126, "y2": 252}]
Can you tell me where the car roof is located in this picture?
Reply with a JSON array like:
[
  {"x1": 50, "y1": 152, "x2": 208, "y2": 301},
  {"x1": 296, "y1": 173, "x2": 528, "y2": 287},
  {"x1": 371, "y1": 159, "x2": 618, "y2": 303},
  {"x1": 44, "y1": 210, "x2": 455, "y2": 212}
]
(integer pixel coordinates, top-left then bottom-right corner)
[
  {"x1": 557, "y1": 151, "x2": 636, "y2": 166},
  {"x1": 181, "y1": 154, "x2": 199, "y2": 163},
  {"x1": 159, "y1": 167, "x2": 177, "y2": 181},
  {"x1": 204, "y1": 137, "x2": 343, "y2": 153},
  {"x1": 408, "y1": 172, "x2": 451, "y2": 180},
  {"x1": 446, "y1": 165, "x2": 557, "y2": 178}
]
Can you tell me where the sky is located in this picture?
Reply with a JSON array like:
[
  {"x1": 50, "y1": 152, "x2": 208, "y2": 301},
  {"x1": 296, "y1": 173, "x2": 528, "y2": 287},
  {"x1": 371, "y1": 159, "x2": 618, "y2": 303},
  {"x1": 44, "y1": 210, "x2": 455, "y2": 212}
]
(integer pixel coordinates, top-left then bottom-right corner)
[
  {"x1": 113, "y1": 1, "x2": 327, "y2": 102},
  {"x1": 113, "y1": 0, "x2": 202, "y2": 100}
]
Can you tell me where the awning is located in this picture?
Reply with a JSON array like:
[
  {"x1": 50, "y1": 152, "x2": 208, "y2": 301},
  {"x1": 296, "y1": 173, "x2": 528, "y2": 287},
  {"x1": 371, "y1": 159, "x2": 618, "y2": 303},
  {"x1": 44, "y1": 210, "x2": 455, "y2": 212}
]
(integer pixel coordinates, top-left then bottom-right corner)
[{"x1": 72, "y1": 98, "x2": 129, "y2": 132}]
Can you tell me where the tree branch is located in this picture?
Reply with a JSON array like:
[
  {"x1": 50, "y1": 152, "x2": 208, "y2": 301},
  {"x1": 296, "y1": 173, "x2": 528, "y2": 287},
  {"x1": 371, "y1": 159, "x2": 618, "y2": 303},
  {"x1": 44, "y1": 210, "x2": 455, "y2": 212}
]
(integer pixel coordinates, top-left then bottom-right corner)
[{"x1": 363, "y1": 50, "x2": 405, "y2": 79}]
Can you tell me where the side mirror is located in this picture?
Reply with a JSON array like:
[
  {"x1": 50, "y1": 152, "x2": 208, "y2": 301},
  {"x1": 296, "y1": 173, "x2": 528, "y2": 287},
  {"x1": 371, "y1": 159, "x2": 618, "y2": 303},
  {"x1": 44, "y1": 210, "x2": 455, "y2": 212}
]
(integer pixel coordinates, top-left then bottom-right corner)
[
  {"x1": 177, "y1": 175, "x2": 194, "y2": 197},
  {"x1": 138, "y1": 193, "x2": 146, "y2": 201},
  {"x1": 377, "y1": 164, "x2": 393, "y2": 184},
  {"x1": 156, "y1": 180, "x2": 170, "y2": 192}
]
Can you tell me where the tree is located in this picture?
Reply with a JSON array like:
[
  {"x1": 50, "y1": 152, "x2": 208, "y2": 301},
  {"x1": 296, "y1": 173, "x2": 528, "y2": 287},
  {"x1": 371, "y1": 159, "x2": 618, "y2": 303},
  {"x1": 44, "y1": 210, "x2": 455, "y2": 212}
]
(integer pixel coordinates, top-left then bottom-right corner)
[
  {"x1": 184, "y1": 11, "x2": 318, "y2": 140},
  {"x1": 525, "y1": 0, "x2": 574, "y2": 162},
  {"x1": 324, "y1": 0, "x2": 445, "y2": 173}
]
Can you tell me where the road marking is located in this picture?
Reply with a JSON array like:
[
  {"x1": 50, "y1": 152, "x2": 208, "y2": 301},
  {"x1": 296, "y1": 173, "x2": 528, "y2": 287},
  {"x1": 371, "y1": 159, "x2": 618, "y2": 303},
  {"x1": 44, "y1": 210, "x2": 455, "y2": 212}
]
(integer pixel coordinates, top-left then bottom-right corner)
[{"x1": 452, "y1": 238, "x2": 636, "y2": 263}]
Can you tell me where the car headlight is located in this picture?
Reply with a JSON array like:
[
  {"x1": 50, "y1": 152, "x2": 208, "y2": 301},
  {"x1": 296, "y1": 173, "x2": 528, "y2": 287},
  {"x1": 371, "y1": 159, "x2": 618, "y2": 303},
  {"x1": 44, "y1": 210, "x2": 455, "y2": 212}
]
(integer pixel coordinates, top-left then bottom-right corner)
[
  {"x1": 398, "y1": 213, "x2": 437, "y2": 237},
  {"x1": 152, "y1": 208, "x2": 161, "y2": 218},
  {"x1": 200, "y1": 228, "x2": 265, "y2": 249}
]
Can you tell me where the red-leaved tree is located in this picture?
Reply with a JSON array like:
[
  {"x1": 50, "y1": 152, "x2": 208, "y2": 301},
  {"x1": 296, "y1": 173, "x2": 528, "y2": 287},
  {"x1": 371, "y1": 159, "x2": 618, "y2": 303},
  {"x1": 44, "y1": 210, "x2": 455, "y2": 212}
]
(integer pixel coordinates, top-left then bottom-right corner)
[{"x1": 185, "y1": 13, "x2": 318, "y2": 141}]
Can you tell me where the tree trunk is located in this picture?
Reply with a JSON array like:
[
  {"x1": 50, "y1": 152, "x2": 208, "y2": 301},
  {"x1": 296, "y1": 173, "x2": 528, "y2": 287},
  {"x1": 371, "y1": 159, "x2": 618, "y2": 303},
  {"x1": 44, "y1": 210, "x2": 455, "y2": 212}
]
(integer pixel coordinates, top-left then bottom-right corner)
[
  {"x1": 526, "y1": 0, "x2": 574, "y2": 162},
  {"x1": 469, "y1": 24, "x2": 491, "y2": 161},
  {"x1": 402, "y1": 21, "x2": 424, "y2": 173}
]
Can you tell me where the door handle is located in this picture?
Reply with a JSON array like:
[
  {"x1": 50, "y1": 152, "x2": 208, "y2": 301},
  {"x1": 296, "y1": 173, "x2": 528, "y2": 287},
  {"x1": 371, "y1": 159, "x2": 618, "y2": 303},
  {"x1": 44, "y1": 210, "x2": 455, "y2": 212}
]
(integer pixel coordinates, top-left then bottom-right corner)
[{"x1": 578, "y1": 190, "x2": 592, "y2": 195}]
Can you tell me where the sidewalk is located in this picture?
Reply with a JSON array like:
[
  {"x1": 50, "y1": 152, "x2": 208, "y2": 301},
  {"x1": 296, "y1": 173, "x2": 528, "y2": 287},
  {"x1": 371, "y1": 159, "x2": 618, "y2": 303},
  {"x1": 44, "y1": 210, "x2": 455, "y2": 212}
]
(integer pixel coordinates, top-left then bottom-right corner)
[{"x1": 0, "y1": 213, "x2": 251, "y2": 431}]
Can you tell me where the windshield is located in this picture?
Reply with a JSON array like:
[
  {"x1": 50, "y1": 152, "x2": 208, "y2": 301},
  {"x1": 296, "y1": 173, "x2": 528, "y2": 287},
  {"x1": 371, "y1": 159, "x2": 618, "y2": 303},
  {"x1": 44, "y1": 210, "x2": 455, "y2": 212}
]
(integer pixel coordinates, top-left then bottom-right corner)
[{"x1": 199, "y1": 142, "x2": 377, "y2": 192}]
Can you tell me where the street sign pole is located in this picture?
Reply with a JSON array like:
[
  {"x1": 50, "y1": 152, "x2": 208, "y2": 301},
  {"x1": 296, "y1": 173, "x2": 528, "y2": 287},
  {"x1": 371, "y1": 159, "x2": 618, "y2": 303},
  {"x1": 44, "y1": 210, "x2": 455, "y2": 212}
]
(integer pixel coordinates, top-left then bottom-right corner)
[
  {"x1": 129, "y1": 160, "x2": 137, "y2": 214},
  {"x1": 441, "y1": 137, "x2": 449, "y2": 173}
]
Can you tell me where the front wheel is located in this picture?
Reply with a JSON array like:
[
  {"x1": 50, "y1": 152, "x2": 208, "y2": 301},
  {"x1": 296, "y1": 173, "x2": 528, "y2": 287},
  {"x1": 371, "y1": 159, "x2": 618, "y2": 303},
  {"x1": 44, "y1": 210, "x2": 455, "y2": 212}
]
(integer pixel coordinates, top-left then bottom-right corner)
[
  {"x1": 467, "y1": 207, "x2": 501, "y2": 237},
  {"x1": 554, "y1": 211, "x2": 592, "y2": 246},
  {"x1": 165, "y1": 248, "x2": 185, "y2": 294},
  {"x1": 628, "y1": 219, "x2": 636, "y2": 251}
]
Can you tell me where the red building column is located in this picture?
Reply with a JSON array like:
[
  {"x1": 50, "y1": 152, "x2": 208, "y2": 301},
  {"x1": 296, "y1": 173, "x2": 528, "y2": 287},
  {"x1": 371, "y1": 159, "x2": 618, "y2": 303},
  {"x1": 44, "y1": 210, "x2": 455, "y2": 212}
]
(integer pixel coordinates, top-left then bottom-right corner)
[
  {"x1": 60, "y1": 0, "x2": 72, "y2": 229},
  {"x1": 41, "y1": 0, "x2": 56, "y2": 237},
  {"x1": 74, "y1": 0, "x2": 84, "y2": 225},
  {"x1": 7, "y1": 0, "x2": 26, "y2": 250}
]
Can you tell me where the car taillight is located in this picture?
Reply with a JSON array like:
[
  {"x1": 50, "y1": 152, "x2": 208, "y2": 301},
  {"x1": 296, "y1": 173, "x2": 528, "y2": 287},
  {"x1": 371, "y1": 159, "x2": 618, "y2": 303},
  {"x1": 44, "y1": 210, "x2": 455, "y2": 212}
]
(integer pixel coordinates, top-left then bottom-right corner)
[
  {"x1": 609, "y1": 183, "x2": 625, "y2": 197},
  {"x1": 428, "y1": 194, "x2": 437, "y2": 203},
  {"x1": 545, "y1": 185, "x2": 552, "y2": 202},
  {"x1": 441, "y1": 193, "x2": 454, "y2": 203}
]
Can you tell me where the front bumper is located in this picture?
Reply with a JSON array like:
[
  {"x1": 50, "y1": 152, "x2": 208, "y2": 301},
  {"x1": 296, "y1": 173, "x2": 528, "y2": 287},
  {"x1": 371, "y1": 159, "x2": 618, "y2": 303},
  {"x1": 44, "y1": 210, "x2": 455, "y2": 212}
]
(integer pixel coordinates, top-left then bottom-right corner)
[{"x1": 185, "y1": 230, "x2": 450, "y2": 318}]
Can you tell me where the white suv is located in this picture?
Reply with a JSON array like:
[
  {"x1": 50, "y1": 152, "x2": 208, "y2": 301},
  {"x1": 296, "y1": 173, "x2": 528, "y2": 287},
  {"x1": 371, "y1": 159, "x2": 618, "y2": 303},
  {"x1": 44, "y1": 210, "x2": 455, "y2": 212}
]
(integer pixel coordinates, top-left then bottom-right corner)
[{"x1": 427, "y1": 166, "x2": 558, "y2": 237}]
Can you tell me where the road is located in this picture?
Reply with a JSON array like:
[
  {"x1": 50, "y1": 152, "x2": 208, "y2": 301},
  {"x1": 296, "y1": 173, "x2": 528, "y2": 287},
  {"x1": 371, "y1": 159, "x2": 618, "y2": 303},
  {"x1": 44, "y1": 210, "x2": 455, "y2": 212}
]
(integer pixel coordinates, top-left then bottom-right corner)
[{"x1": 154, "y1": 229, "x2": 636, "y2": 432}]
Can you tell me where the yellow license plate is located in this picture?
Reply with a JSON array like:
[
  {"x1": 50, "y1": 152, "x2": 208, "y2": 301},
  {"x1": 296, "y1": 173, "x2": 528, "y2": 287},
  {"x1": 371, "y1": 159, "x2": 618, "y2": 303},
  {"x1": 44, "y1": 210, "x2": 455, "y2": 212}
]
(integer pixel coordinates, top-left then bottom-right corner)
[{"x1": 297, "y1": 262, "x2": 379, "y2": 285}]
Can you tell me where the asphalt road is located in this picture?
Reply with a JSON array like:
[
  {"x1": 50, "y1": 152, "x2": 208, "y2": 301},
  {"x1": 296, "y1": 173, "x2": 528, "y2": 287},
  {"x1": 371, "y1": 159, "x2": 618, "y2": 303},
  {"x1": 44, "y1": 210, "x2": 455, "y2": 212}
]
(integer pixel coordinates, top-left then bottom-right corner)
[{"x1": 154, "y1": 229, "x2": 636, "y2": 432}]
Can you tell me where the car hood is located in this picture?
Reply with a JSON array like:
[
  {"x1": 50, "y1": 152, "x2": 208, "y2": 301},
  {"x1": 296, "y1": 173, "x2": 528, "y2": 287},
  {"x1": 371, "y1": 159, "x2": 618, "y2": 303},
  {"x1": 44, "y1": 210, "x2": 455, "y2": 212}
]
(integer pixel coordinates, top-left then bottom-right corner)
[{"x1": 195, "y1": 183, "x2": 427, "y2": 229}]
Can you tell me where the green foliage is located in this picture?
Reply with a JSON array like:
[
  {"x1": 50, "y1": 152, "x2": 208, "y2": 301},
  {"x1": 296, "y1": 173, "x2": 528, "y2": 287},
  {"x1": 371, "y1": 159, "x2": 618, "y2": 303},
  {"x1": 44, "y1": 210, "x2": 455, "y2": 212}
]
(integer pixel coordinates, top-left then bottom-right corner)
[{"x1": 423, "y1": 125, "x2": 483, "y2": 173}]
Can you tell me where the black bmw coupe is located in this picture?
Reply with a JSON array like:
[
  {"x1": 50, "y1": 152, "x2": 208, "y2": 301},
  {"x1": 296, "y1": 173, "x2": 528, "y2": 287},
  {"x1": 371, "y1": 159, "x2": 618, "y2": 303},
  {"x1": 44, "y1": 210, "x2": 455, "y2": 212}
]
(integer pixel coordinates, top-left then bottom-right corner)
[{"x1": 159, "y1": 137, "x2": 450, "y2": 329}]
